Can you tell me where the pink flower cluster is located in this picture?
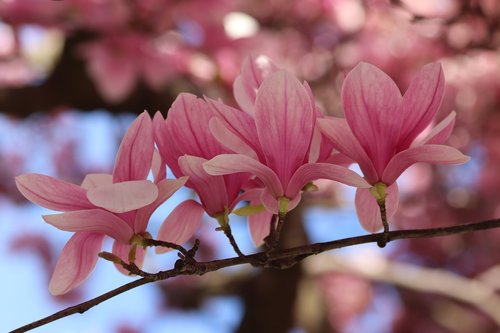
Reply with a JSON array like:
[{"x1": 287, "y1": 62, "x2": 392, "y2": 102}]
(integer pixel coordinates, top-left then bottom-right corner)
[{"x1": 15, "y1": 56, "x2": 469, "y2": 295}]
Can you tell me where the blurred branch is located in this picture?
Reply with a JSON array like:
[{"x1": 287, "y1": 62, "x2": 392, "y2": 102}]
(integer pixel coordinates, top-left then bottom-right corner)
[
  {"x1": 306, "y1": 252, "x2": 500, "y2": 326},
  {"x1": 9, "y1": 218, "x2": 500, "y2": 333}
]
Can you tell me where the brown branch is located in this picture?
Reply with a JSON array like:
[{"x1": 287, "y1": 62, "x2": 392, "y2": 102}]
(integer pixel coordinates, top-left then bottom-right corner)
[
  {"x1": 9, "y1": 218, "x2": 500, "y2": 333},
  {"x1": 142, "y1": 239, "x2": 188, "y2": 255}
]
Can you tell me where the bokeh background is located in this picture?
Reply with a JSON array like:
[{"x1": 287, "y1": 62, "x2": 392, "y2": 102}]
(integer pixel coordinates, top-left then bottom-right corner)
[{"x1": 1, "y1": 0, "x2": 500, "y2": 332}]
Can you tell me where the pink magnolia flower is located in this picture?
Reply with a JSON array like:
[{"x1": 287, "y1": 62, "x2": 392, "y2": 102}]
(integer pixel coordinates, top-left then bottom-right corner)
[
  {"x1": 153, "y1": 94, "x2": 273, "y2": 247},
  {"x1": 204, "y1": 69, "x2": 370, "y2": 218},
  {"x1": 15, "y1": 112, "x2": 186, "y2": 294},
  {"x1": 212, "y1": 54, "x2": 352, "y2": 166},
  {"x1": 318, "y1": 62, "x2": 470, "y2": 232}
]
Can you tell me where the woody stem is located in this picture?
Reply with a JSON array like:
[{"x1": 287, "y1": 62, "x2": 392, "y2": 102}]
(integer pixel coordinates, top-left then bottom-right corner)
[
  {"x1": 377, "y1": 201, "x2": 390, "y2": 248},
  {"x1": 222, "y1": 224, "x2": 245, "y2": 257}
]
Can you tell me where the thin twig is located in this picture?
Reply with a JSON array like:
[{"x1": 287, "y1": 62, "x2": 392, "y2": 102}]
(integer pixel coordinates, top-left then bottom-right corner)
[
  {"x1": 222, "y1": 224, "x2": 246, "y2": 257},
  {"x1": 377, "y1": 201, "x2": 389, "y2": 248},
  {"x1": 142, "y1": 239, "x2": 188, "y2": 255},
  {"x1": 271, "y1": 213, "x2": 286, "y2": 251},
  {"x1": 9, "y1": 218, "x2": 500, "y2": 333}
]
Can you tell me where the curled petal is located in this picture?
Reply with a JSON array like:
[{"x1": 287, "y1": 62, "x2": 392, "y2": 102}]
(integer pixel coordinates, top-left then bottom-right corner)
[
  {"x1": 87, "y1": 180, "x2": 158, "y2": 213},
  {"x1": 382, "y1": 144, "x2": 470, "y2": 185},
  {"x1": 286, "y1": 163, "x2": 370, "y2": 199},
  {"x1": 81, "y1": 173, "x2": 113, "y2": 190},
  {"x1": 157, "y1": 200, "x2": 204, "y2": 254},
  {"x1": 134, "y1": 177, "x2": 188, "y2": 233},
  {"x1": 113, "y1": 111, "x2": 154, "y2": 183},
  {"x1": 43, "y1": 209, "x2": 134, "y2": 243},
  {"x1": 49, "y1": 232, "x2": 105, "y2": 295},
  {"x1": 416, "y1": 111, "x2": 456, "y2": 146},
  {"x1": 355, "y1": 183, "x2": 399, "y2": 233},
  {"x1": 204, "y1": 154, "x2": 283, "y2": 197},
  {"x1": 15, "y1": 173, "x2": 93, "y2": 211}
]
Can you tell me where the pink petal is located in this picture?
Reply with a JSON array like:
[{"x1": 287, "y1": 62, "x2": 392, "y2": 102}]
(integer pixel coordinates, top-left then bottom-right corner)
[
  {"x1": 232, "y1": 188, "x2": 275, "y2": 247},
  {"x1": 156, "y1": 200, "x2": 204, "y2": 254},
  {"x1": 233, "y1": 76, "x2": 254, "y2": 114},
  {"x1": 342, "y1": 62, "x2": 403, "y2": 175},
  {"x1": 286, "y1": 163, "x2": 370, "y2": 199},
  {"x1": 206, "y1": 97, "x2": 261, "y2": 159},
  {"x1": 233, "y1": 187, "x2": 264, "y2": 205},
  {"x1": 233, "y1": 55, "x2": 278, "y2": 114},
  {"x1": 204, "y1": 154, "x2": 283, "y2": 197},
  {"x1": 152, "y1": 112, "x2": 170, "y2": 167},
  {"x1": 113, "y1": 111, "x2": 154, "y2": 183},
  {"x1": 167, "y1": 93, "x2": 225, "y2": 159},
  {"x1": 179, "y1": 155, "x2": 229, "y2": 216},
  {"x1": 84, "y1": 42, "x2": 137, "y2": 103},
  {"x1": 87, "y1": 180, "x2": 159, "y2": 213},
  {"x1": 49, "y1": 232, "x2": 105, "y2": 295},
  {"x1": 209, "y1": 117, "x2": 258, "y2": 159},
  {"x1": 323, "y1": 152, "x2": 354, "y2": 166},
  {"x1": 354, "y1": 183, "x2": 399, "y2": 233},
  {"x1": 15, "y1": 173, "x2": 93, "y2": 211},
  {"x1": 416, "y1": 111, "x2": 456, "y2": 146},
  {"x1": 112, "y1": 240, "x2": 146, "y2": 275},
  {"x1": 255, "y1": 70, "x2": 316, "y2": 185},
  {"x1": 308, "y1": 126, "x2": 322, "y2": 163},
  {"x1": 134, "y1": 177, "x2": 188, "y2": 233},
  {"x1": 43, "y1": 209, "x2": 134, "y2": 243},
  {"x1": 81, "y1": 173, "x2": 113, "y2": 189},
  {"x1": 260, "y1": 188, "x2": 301, "y2": 214},
  {"x1": 151, "y1": 148, "x2": 166, "y2": 183},
  {"x1": 382, "y1": 144, "x2": 470, "y2": 185},
  {"x1": 248, "y1": 210, "x2": 274, "y2": 247},
  {"x1": 317, "y1": 117, "x2": 379, "y2": 183},
  {"x1": 398, "y1": 63, "x2": 445, "y2": 149}
]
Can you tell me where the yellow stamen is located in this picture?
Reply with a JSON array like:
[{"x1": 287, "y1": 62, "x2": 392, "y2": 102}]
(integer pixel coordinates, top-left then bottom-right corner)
[{"x1": 369, "y1": 182, "x2": 387, "y2": 205}]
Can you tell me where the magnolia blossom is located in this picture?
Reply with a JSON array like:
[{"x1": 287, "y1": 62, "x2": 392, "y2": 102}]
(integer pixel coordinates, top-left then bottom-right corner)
[
  {"x1": 227, "y1": 55, "x2": 352, "y2": 166},
  {"x1": 153, "y1": 94, "x2": 274, "y2": 247},
  {"x1": 318, "y1": 62, "x2": 469, "y2": 232},
  {"x1": 15, "y1": 112, "x2": 186, "y2": 294},
  {"x1": 204, "y1": 69, "x2": 370, "y2": 217}
]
